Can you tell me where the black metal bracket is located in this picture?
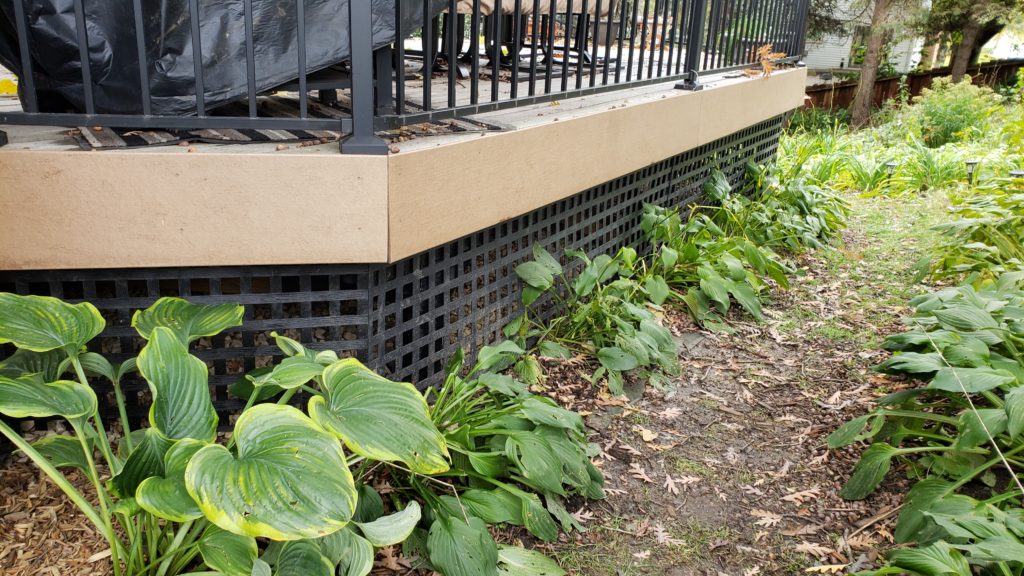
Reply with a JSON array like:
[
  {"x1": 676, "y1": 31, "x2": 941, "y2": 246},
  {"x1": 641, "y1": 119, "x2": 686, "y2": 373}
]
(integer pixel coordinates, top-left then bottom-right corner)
[
  {"x1": 0, "y1": 129, "x2": 7, "y2": 147},
  {"x1": 675, "y1": 70, "x2": 704, "y2": 91}
]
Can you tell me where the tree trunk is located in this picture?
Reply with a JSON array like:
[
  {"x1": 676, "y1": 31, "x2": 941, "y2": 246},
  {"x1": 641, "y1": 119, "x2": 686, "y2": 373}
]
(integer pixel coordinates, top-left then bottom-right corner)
[
  {"x1": 922, "y1": 40, "x2": 940, "y2": 70},
  {"x1": 850, "y1": 0, "x2": 891, "y2": 127},
  {"x1": 951, "y1": 15, "x2": 982, "y2": 82}
]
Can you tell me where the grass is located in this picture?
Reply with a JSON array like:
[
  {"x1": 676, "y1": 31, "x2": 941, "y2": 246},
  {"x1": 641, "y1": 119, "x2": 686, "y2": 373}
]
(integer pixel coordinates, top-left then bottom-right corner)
[{"x1": 667, "y1": 455, "x2": 715, "y2": 478}]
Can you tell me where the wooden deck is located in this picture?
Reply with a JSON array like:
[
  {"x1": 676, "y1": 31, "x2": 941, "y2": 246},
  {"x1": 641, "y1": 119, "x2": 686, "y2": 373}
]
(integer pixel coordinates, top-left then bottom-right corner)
[{"x1": 0, "y1": 68, "x2": 807, "y2": 270}]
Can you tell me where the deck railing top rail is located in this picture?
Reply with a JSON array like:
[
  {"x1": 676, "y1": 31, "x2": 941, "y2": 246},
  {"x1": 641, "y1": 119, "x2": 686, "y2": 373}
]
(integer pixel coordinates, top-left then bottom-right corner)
[{"x1": 0, "y1": 0, "x2": 808, "y2": 153}]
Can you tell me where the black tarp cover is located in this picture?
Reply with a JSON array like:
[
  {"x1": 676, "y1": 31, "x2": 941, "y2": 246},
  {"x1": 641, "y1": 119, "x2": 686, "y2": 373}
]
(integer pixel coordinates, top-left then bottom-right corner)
[{"x1": 0, "y1": 0, "x2": 447, "y2": 115}]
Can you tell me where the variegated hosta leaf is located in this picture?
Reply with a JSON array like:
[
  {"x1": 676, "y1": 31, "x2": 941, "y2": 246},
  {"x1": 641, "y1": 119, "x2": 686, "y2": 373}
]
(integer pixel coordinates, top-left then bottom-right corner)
[
  {"x1": 0, "y1": 375, "x2": 96, "y2": 420},
  {"x1": 136, "y1": 327, "x2": 218, "y2": 442},
  {"x1": 322, "y1": 528, "x2": 374, "y2": 576},
  {"x1": 354, "y1": 501, "x2": 421, "y2": 546},
  {"x1": 0, "y1": 293, "x2": 105, "y2": 355},
  {"x1": 0, "y1": 348, "x2": 65, "y2": 382},
  {"x1": 132, "y1": 297, "x2": 244, "y2": 345},
  {"x1": 185, "y1": 404, "x2": 356, "y2": 540},
  {"x1": 112, "y1": 427, "x2": 174, "y2": 499},
  {"x1": 309, "y1": 359, "x2": 449, "y2": 474},
  {"x1": 247, "y1": 356, "x2": 324, "y2": 390},
  {"x1": 137, "y1": 439, "x2": 205, "y2": 522},
  {"x1": 29, "y1": 434, "x2": 90, "y2": 472},
  {"x1": 275, "y1": 540, "x2": 334, "y2": 576},
  {"x1": 198, "y1": 525, "x2": 258, "y2": 576}
]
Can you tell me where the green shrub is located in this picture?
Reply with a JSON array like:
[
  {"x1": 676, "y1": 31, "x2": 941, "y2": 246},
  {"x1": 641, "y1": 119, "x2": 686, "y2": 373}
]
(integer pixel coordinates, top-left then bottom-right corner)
[{"x1": 913, "y1": 77, "x2": 1001, "y2": 148}]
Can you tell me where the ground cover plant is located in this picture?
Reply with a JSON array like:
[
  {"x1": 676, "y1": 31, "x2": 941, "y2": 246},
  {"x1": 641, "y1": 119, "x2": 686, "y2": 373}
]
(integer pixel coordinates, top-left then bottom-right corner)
[
  {"x1": 509, "y1": 163, "x2": 849, "y2": 395},
  {"x1": 821, "y1": 78, "x2": 1024, "y2": 575},
  {"x1": 0, "y1": 294, "x2": 599, "y2": 576}
]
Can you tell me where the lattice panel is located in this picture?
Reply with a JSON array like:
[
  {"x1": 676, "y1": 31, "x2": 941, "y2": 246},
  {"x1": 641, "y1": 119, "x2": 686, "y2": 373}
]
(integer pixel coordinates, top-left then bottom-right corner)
[
  {"x1": 368, "y1": 115, "x2": 784, "y2": 385},
  {"x1": 0, "y1": 265, "x2": 370, "y2": 428}
]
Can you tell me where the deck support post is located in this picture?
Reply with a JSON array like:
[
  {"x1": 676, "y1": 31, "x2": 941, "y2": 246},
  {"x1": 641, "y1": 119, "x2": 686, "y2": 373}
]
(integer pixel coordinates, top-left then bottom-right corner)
[
  {"x1": 675, "y1": 0, "x2": 708, "y2": 91},
  {"x1": 342, "y1": 0, "x2": 389, "y2": 155},
  {"x1": 0, "y1": 129, "x2": 7, "y2": 147}
]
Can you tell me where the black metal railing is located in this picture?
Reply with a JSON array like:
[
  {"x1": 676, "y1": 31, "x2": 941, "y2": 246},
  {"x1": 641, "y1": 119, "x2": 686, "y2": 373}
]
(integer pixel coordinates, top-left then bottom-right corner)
[{"x1": 0, "y1": 0, "x2": 807, "y2": 154}]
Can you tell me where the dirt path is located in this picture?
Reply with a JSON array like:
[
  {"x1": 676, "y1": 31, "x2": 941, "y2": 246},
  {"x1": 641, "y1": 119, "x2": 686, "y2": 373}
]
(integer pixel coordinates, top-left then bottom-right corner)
[{"x1": 544, "y1": 191, "x2": 949, "y2": 575}]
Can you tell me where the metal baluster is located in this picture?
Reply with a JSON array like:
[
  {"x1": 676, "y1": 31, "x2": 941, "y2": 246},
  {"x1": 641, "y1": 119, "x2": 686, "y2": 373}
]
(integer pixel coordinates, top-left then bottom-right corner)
[{"x1": 341, "y1": 0, "x2": 388, "y2": 154}]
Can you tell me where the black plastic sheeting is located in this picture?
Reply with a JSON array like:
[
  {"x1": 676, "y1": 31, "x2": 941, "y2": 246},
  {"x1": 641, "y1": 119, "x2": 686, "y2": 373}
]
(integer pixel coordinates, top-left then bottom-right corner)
[{"x1": 0, "y1": 0, "x2": 448, "y2": 116}]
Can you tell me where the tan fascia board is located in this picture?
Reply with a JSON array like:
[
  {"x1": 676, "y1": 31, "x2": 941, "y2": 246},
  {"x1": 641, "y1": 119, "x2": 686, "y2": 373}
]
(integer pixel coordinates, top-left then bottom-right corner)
[
  {"x1": 387, "y1": 67, "x2": 807, "y2": 261},
  {"x1": 0, "y1": 151, "x2": 389, "y2": 270}
]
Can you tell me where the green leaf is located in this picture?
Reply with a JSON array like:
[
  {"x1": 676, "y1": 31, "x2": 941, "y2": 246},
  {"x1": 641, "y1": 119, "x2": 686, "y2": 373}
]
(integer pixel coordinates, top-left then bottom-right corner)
[
  {"x1": 515, "y1": 262, "x2": 555, "y2": 291},
  {"x1": 888, "y1": 541, "x2": 970, "y2": 576},
  {"x1": 428, "y1": 515, "x2": 499, "y2": 576},
  {"x1": 515, "y1": 355, "x2": 544, "y2": 385},
  {"x1": 0, "y1": 375, "x2": 96, "y2": 420},
  {"x1": 537, "y1": 341, "x2": 572, "y2": 360},
  {"x1": 497, "y1": 546, "x2": 566, "y2": 576},
  {"x1": 478, "y1": 373, "x2": 528, "y2": 397},
  {"x1": 531, "y1": 244, "x2": 562, "y2": 276},
  {"x1": 467, "y1": 451, "x2": 508, "y2": 477},
  {"x1": 353, "y1": 484, "x2": 384, "y2": 523},
  {"x1": 275, "y1": 540, "x2": 334, "y2": 576},
  {"x1": 660, "y1": 246, "x2": 679, "y2": 269},
  {"x1": 839, "y1": 443, "x2": 898, "y2": 500},
  {"x1": 932, "y1": 305, "x2": 999, "y2": 331},
  {"x1": 894, "y1": 478, "x2": 955, "y2": 543},
  {"x1": 0, "y1": 293, "x2": 105, "y2": 355},
  {"x1": 198, "y1": 526, "x2": 257, "y2": 576},
  {"x1": 354, "y1": 501, "x2": 421, "y2": 547},
  {"x1": 131, "y1": 297, "x2": 244, "y2": 345},
  {"x1": 505, "y1": 433, "x2": 565, "y2": 496},
  {"x1": 321, "y1": 527, "x2": 373, "y2": 575},
  {"x1": 606, "y1": 369, "x2": 625, "y2": 397},
  {"x1": 112, "y1": 427, "x2": 174, "y2": 499},
  {"x1": 136, "y1": 439, "x2": 205, "y2": 522},
  {"x1": 137, "y1": 327, "x2": 218, "y2": 442},
  {"x1": 476, "y1": 341, "x2": 525, "y2": 372},
  {"x1": 247, "y1": 356, "x2": 324, "y2": 390},
  {"x1": 597, "y1": 347, "x2": 639, "y2": 372},
  {"x1": 929, "y1": 367, "x2": 1015, "y2": 393},
  {"x1": 30, "y1": 434, "x2": 90, "y2": 472},
  {"x1": 645, "y1": 275, "x2": 670, "y2": 306},
  {"x1": 728, "y1": 281, "x2": 763, "y2": 321},
  {"x1": 459, "y1": 489, "x2": 523, "y2": 525},
  {"x1": 252, "y1": 559, "x2": 273, "y2": 576},
  {"x1": 958, "y1": 535, "x2": 1024, "y2": 563},
  {"x1": 880, "y1": 352, "x2": 945, "y2": 373},
  {"x1": 827, "y1": 414, "x2": 871, "y2": 448},
  {"x1": 698, "y1": 269, "x2": 731, "y2": 308},
  {"x1": 309, "y1": 359, "x2": 449, "y2": 474},
  {"x1": 77, "y1": 352, "x2": 116, "y2": 382},
  {"x1": 0, "y1": 348, "x2": 65, "y2": 382},
  {"x1": 955, "y1": 408, "x2": 1007, "y2": 449},
  {"x1": 1006, "y1": 386, "x2": 1024, "y2": 440},
  {"x1": 185, "y1": 404, "x2": 356, "y2": 540},
  {"x1": 519, "y1": 397, "x2": 583, "y2": 432}
]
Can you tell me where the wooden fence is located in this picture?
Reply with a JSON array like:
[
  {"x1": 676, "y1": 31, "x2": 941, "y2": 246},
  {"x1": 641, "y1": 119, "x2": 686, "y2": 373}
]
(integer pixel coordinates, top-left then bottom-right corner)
[{"x1": 804, "y1": 59, "x2": 1024, "y2": 110}]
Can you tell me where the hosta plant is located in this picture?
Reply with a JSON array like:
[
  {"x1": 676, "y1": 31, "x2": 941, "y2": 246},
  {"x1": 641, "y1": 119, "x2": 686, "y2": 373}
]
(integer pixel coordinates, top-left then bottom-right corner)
[
  {"x1": 0, "y1": 295, "x2": 445, "y2": 575},
  {"x1": 830, "y1": 274, "x2": 1024, "y2": 575},
  {"x1": 252, "y1": 335, "x2": 597, "y2": 576},
  {"x1": 509, "y1": 243, "x2": 679, "y2": 395},
  {"x1": 920, "y1": 180, "x2": 1024, "y2": 284}
]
